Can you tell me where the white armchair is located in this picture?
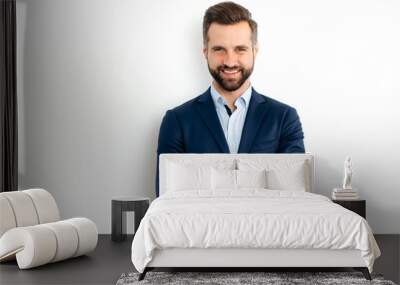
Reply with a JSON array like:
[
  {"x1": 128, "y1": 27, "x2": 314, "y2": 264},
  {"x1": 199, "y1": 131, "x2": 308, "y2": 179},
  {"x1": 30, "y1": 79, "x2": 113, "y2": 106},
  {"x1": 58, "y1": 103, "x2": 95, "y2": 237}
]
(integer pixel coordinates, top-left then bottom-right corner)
[{"x1": 0, "y1": 188, "x2": 98, "y2": 269}]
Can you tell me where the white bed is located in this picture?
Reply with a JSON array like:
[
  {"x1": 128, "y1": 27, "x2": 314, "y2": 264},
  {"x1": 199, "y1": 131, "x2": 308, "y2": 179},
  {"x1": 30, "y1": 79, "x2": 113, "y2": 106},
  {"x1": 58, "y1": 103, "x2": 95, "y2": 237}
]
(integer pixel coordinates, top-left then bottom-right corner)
[{"x1": 131, "y1": 154, "x2": 380, "y2": 281}]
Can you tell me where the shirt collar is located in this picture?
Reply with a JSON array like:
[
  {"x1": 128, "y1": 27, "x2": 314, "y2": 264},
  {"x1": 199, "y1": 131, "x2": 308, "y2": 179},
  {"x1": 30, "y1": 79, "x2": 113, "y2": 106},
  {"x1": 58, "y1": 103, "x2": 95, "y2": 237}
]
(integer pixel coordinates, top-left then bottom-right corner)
[{"x1": 210, "y1": 82, "x2": 252, "y2": 108}]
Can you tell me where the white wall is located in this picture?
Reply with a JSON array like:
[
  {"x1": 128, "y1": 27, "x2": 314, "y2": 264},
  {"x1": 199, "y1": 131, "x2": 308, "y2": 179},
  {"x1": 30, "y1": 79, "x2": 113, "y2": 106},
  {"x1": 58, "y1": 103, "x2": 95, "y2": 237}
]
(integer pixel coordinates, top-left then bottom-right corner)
[{"x1": 16, "y1": 0, "x2": 400, "y2": 234}]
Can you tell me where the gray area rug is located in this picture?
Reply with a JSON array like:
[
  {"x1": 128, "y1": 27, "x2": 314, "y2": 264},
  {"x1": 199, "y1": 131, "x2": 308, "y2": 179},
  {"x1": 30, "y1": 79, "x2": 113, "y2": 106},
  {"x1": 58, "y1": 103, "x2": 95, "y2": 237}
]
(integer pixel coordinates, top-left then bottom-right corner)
[{"x1": 116, "y1": 271, "x2": 397, "y2": 285}]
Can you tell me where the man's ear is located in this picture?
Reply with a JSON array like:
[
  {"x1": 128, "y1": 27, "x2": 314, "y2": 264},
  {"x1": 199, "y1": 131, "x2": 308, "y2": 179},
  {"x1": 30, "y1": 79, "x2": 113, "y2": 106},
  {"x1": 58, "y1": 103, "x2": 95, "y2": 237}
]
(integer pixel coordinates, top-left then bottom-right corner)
[
  {"x1": 253, "y1": 42, "x2": 259, "y2": 59},
  {"x1": 202, "y1": 46, "x2": 208, "y2": 59}
]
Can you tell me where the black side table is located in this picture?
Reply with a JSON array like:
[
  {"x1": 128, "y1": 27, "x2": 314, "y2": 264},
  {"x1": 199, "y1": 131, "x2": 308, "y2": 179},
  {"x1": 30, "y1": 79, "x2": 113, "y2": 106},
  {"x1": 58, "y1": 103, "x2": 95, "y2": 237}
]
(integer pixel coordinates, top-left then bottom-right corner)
[
  {"x1": 111, "y1": 197, "x2": 150, "y2": 242},
  {"x1": 332, "y1": 199, "x2": 366, "y2": 219}
]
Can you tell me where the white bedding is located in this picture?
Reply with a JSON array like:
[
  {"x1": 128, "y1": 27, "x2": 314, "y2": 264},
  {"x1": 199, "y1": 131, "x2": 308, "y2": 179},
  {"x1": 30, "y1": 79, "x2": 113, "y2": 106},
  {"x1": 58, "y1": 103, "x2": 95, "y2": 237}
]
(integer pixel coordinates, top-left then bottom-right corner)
[{"x1": 131, "y1": 189, "x2": 381, "y2": 273}]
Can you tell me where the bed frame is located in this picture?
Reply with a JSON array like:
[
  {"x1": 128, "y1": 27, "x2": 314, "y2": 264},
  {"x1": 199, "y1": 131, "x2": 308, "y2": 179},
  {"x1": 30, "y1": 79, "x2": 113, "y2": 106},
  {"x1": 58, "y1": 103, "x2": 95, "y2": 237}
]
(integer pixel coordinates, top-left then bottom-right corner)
[{"x1": 139, "y1": 154, "x2": 372, "y2": 280}]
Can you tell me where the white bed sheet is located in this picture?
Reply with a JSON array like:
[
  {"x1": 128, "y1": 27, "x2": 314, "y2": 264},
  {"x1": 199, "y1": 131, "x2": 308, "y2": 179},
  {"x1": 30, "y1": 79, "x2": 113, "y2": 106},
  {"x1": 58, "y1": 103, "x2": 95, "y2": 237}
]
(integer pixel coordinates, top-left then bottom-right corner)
[{"x1": 131, "y1": 189, "x2": 380, "y2": 273}]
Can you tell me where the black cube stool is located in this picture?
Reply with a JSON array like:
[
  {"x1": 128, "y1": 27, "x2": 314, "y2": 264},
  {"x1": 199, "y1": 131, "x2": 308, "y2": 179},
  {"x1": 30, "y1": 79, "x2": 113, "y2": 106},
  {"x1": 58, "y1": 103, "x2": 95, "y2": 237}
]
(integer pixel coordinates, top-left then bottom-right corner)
[{"x1": 111, "y1": 197, "x2": 150, "y2": 242}]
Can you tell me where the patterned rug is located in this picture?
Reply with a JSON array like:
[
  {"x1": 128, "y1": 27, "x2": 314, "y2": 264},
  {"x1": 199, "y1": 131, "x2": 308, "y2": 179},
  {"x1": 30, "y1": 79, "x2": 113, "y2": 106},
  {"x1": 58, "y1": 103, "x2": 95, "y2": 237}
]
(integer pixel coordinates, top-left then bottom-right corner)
[{"x1": 116, "y1": 271, "x2": 397, "y2": 285}]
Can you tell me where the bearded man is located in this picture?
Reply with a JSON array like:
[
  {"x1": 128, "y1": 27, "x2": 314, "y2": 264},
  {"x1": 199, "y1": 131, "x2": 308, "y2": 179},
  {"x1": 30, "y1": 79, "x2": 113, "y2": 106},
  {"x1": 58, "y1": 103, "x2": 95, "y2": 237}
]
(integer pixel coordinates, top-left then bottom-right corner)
[{"x1": 155, "y1": 1, "x2": 305, "y2": 196}]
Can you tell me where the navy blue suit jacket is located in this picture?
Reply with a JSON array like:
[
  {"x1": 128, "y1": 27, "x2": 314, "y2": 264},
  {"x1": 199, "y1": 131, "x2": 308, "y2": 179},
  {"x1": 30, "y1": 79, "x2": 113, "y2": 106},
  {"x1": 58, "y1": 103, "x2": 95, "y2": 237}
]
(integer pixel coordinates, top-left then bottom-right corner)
[{"x1": 155, "y1": 87, "x2": 305, "y2": 196}]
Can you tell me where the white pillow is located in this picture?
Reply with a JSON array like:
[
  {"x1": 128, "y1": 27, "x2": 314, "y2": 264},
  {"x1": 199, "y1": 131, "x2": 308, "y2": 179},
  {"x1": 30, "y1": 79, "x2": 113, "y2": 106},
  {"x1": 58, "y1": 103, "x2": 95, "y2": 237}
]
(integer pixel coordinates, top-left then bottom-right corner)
[
  {"x1": 211, "y1": 168, "x2": 236, "y2": 190},
  {"x1": 266, "y1": 166, "x2": 307, "y2": 191},
  {"x1": 237, "y1": 158, "x2": 310, "y2": 192},
  {"x1": 166, "y1": 162, "x2": 211, "y2": 191},
  {"x1": 211, "y1": 168, "x2": 268, "y2": 190},
  {"x1": 237, "y1": 169, "x2": 267, "y2": 188}
]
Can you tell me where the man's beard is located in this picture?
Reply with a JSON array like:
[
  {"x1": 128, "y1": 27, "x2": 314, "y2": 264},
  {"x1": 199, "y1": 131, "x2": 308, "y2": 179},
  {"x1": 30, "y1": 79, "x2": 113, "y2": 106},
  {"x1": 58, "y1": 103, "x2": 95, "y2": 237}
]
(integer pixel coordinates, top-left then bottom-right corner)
[{"x1": 208, "y1": 62, "x2": 254, "y2": 92}]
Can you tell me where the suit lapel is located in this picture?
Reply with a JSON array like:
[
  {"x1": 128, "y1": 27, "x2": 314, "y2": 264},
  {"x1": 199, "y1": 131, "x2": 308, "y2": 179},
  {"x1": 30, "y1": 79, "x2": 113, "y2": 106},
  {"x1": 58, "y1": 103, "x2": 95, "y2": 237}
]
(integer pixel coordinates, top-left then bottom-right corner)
[
  {"x1": 238, "y1": 88, "x2": 269, "y2": 153},
  {"x1": 195, "y1": 88, "x2": 230, "y2": 153}
]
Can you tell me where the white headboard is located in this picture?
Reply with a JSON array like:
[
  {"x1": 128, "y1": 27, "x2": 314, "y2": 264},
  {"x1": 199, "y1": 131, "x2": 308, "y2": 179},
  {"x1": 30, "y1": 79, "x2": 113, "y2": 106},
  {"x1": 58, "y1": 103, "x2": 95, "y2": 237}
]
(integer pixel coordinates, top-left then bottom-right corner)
[{"x1": 159, "y1": 153, "x2": 315, "y2": 196}]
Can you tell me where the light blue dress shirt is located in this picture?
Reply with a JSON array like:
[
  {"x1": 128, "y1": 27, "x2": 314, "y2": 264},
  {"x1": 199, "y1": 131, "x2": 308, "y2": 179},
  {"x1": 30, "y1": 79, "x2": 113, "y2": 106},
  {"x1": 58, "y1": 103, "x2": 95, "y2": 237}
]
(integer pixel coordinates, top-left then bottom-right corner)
[{"x1": 210, "y1": 83, "x2": 252, "y2": 153}]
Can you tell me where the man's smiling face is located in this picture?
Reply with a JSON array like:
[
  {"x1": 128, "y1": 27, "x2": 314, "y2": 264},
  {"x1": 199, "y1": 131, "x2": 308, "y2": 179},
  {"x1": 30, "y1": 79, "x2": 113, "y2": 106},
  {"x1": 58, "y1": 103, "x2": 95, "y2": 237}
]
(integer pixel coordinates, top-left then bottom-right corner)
[{"x1": 203, "y1": 21, "x2": 258, "y2": 92}]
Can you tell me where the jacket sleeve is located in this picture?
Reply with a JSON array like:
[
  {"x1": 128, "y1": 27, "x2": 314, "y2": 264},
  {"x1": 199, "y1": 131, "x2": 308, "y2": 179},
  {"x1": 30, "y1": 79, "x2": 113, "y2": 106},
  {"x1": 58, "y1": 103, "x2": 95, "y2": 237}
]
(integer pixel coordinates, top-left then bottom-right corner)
[
  {"x1": 277, "y1": 107, "x2": 305, "y2": 153},
  {"x1": 155, "y1": 110, "x2": 185, "y2": 197}
]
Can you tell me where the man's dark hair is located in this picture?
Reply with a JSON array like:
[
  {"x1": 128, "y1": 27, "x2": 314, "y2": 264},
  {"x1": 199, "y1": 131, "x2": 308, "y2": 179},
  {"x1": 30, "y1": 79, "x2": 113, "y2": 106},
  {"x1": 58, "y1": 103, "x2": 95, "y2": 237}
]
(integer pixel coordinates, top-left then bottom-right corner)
[{"x1": 203, "y1": 1, "x2": 258, "y2": 46}]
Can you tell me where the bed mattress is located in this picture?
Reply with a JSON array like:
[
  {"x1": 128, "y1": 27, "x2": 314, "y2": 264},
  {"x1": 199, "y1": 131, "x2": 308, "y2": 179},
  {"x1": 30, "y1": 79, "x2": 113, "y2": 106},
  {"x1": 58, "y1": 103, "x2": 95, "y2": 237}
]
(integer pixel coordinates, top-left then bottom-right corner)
[{"x1": 131, "y1": 189, "x2": 380, "y2": 273}]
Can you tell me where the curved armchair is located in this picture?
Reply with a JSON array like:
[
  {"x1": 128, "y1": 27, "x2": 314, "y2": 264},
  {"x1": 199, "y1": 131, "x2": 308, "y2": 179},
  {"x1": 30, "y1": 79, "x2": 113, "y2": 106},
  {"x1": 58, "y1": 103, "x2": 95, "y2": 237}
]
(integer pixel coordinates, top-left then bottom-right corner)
[{"x1": 0, "y1": 189, "x2": 98, "y2": 269}]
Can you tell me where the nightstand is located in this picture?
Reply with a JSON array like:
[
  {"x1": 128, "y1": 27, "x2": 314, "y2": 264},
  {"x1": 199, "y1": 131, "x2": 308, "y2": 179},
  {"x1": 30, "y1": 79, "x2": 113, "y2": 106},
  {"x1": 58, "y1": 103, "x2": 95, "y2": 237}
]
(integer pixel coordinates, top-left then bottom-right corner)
[
  {"x1": 111, "y1": 197, "x2": 150, "y2": 241},
  {"x1": 332, "y1": 199, "x2": 366, "y2": 219}
]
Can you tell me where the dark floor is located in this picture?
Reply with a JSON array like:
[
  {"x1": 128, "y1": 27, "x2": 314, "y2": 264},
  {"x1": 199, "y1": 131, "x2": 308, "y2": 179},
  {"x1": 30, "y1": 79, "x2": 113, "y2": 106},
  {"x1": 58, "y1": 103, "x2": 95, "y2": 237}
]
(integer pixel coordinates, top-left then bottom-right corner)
[
  {"x1": 0, "y1": 235, "x2": 134, "y2": 285},
  {"x1": 0, "y1": 234, "x2": 398, "y2": 285}
]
